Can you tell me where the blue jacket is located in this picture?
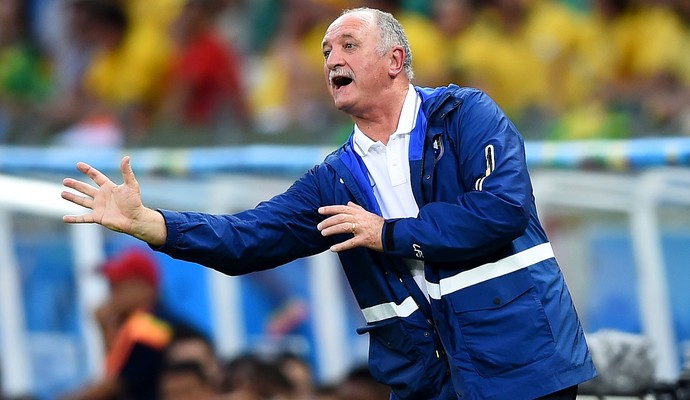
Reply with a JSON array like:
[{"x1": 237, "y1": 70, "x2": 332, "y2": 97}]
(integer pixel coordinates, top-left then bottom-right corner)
[{"x1": 156, "y1": 85, "x2": 597, "y2": 399}]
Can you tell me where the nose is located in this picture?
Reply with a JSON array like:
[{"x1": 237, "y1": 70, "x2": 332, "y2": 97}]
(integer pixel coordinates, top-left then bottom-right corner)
[{"x1": 325, "y1": 48, "x2": 343, "y2": 70}]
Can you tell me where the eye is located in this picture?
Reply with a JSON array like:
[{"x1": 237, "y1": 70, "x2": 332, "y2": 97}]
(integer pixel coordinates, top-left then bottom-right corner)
[
  {"x1": 323, "y1": 49, "x2": 331, "y2": 59},
  {"x1": 344, "y1": 43, "x2": 355, "y2": 50}
]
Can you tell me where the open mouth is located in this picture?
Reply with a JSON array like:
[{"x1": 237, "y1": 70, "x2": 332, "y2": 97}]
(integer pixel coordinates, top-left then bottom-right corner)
[
  {"x1": 332, "y1": 76, "x2": 353, "y2": 88},
  {"x1": 330, "y1": 70, "x2": 354, "y2": 89}
]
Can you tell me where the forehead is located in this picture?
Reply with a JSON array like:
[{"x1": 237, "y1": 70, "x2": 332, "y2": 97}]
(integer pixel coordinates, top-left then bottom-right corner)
[{"x1": 322, "y1": 11, "x2": 376, "y2": 45}]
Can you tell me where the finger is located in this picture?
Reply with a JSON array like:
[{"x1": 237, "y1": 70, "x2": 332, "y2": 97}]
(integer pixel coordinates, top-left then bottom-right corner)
[
  {"x1": 63, "y1": 213, "x2": 95, "y2": 224},
  {"x1": 61, "y1": 190, "x2": 94, "y2": 209},
  {"x1": 63, "y1": 178, "x2": 98, "y2": 198},
  {"x1": 120, "y1": 156, "x2": 138, "y2": 187},
  {"x1": 319, "y1": 221, "x2": 356, "y2": 237},
  {"x1": 318, "y1": 205, "x2": 351, "y2": 216},
  {"x1": 77, "y1": 162, "x2": 111, "y2": 187},
  {"x1": 63, "y1": 214, "x2": 94, "y2": 224},
  {"x1": 346, "y1": 201, "x2": 365, "y2": 211},
  {"x1": 317, "y1": 213, "x2": 351, "y2": 231},
  {"x1": 330, "y1": 237, "x2": 357, "y2": 252}
]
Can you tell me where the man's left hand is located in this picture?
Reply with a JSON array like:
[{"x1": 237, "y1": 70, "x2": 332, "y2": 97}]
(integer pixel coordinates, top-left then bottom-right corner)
[{"x1": 317, "y1": 201, "x2": 384, "y2": 252}]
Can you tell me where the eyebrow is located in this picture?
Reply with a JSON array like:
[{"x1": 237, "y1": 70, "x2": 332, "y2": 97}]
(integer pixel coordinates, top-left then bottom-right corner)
[{"x1": 322, "y1": 33, "x2": 359, "y2": 49}]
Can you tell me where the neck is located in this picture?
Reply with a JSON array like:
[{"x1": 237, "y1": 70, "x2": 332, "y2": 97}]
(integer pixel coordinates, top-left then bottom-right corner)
[{"x1": 352, "y1": 83, "x2": 410, "y2": 145}]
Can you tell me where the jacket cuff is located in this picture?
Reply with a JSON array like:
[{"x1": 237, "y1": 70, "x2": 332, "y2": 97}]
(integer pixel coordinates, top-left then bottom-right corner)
[
  {"x1": 148, "y1": 209, "x2": 180, "y2": 252},
  {"x1": 382, "y1": 219, "x2": 399, "y2": 252}
]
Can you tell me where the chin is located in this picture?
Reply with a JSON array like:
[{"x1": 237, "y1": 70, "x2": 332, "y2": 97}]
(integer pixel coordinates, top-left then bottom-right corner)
[
  {"x1": 333, "y1": 88, "x2": 361, "y2": 113},
  {"x1": 331, "y1": 96, "x2": 347, "y2": 111},
  {"x1": 333, "y1": 100, "x2": 353, "y2": 113}
]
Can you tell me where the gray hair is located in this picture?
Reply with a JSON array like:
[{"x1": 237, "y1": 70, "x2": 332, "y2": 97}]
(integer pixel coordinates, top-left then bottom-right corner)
[{"x1": 342, "y1": 7, "x2": 415, "y2": 81}]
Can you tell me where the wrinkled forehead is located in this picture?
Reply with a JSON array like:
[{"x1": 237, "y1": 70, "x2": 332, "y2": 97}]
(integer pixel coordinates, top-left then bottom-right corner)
[{"x1": 322, "y1": 10, "x2": 376, "y2": 45}]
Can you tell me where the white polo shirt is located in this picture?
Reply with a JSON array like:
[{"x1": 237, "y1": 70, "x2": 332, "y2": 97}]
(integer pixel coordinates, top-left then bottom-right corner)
[{"x1": 352, "y1": 84, "x2": 428, "y2": 300}]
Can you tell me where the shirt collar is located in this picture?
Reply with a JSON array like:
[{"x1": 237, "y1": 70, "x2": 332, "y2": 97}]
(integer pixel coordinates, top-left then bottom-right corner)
[{"x1": 353, "y1": 84, "x2": 420, "y2": 157}]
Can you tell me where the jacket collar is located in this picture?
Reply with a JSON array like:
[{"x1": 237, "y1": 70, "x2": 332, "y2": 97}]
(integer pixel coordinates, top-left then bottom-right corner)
[{"x1": 324, "y1": 85, "x2": 463, "y2": 211}]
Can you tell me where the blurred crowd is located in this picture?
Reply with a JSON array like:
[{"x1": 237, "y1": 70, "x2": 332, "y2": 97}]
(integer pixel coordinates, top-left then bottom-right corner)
[
  {"x1": 45, "y1": 246, "x2": 388, "y2": 400},
  {"x1": 1, "y1": 0, "x2": 690, "y2": 148},
  {"x1": 77, "y1": 320, "x2": 392, "y2": 400}
]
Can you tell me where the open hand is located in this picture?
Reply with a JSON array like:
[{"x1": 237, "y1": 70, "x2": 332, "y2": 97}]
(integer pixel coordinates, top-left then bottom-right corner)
[{"x1": 62, "y1": 156, "x2": 166, "y2": 246}]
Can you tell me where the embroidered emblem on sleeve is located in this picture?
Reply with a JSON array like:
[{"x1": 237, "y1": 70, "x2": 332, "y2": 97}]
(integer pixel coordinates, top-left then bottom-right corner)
[
  {"x1": 413, "y1": 243, "x2": 424, "y2": 259},
  {"x1": 474, "y1": 144, "x2": 495, "y2": 191}
]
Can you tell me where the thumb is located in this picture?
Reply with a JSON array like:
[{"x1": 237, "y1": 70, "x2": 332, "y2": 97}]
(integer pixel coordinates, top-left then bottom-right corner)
[{"x1": 120, "y1": 156, "x2": 138, "y2": 187}]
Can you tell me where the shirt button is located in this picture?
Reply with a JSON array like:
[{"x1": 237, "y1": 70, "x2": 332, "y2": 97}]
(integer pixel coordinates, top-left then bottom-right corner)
[
  {"x1": 423, "y1": 331, "x2": 430, "y2": 337},
  {"x1": 425, "y1": 175, "x2": 431, "y2": 180}
]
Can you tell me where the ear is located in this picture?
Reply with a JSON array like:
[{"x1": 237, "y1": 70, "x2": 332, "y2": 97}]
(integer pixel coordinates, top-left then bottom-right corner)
[{"x1": 388, "y1": 46, "x2": 405, "y2": 78}]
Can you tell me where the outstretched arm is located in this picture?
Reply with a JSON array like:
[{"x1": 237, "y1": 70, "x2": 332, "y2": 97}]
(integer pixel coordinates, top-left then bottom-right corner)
[{"x1": 61, "y1": 156, "x2": 167, "y2": 247}]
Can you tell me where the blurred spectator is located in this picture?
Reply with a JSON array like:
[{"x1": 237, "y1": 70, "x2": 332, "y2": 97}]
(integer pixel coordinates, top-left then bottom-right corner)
[
  {"x1": 165, "y1": 323, "x2": 224, "y2": 391},
  {"x1": 152, "y1": 0, "x2": 250, "y2": 146},
  {"x1": 60, "y1": 247, "x2": 174, "y2": 400},
  {"x1": 0, "y1": 0, "x2": 52, "y2": 143},
  {"x1": 49, "y1": 0, "x2": 133, "y2": 147},
  {"x1": 550, "y1": 0, "x2": 690, "y2": 139},
  {"x1": 52, "y1": 0, "x2": 180, "y2": 147},
  {"x1": 544, "y1": 0, "x2": 633, "y2": 140},
  {"x1": 396, "y1": 0, "x2": 476, "y2": 87},
  {"x1": 241, "y1": 0, "x2": 284, "y2": 54},
  {"x1": 122, "y1": 0, "x2": 184, "y2": 32},
  {"x1": 2, "y1": 0, "x2": 689, "y2": 144},
  {"x1": 31, "y1": 0, "x2": 90, "y2": 96},
  {"x1": 39, "y1": 0, "x2": 108, "y2": 144},
  {"x1": 336, "y1": 365, "x2": 390, "y2": 400},
  {"x1": 221, "y1": 353, "x2": 296, "y2": 399},
  {"x1": 358, "y1": 0, "x2": 398, "y2": 13},
  {"x1": 400, "y1": 0, "x2": 432, "y2": 14},
  {"x1": 276, "y1": 352, "x2": 315, "y2": 400},
  {"x1": 453, "y1": 0, "x2": 584, "y2": 135},
  {"x1": 672, "y1": 0, "x2": 690, "y2": 134},
  {"x1": 624, "y1": 0, "x2": 690, "y2": 136},
  {"x1": 249, "y1": 0, "x2": 346, "y2": 138},
  {"x1": 160, "y1": 361, "x2": 220, "y2": 400},
  {"x1": 313, "y1": 384, "x2": 339, "y2": 400}
]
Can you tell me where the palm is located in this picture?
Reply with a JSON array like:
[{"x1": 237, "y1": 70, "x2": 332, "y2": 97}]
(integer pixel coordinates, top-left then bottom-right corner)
[
  {"x1": 62, "y1": 156, "x2": 143, "y2": 232},
  {"x1": 94, "y1": 176, "x2": 142, "y2": 233}
]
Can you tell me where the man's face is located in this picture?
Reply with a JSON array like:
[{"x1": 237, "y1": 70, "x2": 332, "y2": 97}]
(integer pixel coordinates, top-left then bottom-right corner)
[{"x1": 321, "y1": 11, "x2": 391, "y2": 114}]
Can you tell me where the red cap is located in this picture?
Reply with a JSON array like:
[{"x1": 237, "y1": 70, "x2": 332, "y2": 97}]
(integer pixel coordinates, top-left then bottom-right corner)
[{"x1": 102, "y1": 248, "x2": 159, "y2": 288}]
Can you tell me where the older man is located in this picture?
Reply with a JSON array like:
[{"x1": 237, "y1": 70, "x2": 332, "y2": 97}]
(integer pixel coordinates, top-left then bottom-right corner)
[{"x1": 62, "y1": 7, "x2": 596, "y2": 399}]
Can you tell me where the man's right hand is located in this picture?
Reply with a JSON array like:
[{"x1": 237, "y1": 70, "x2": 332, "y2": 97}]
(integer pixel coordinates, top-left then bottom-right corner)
[{"x1": 62, "y1": 156, "x2": 167, "y2": 247}]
